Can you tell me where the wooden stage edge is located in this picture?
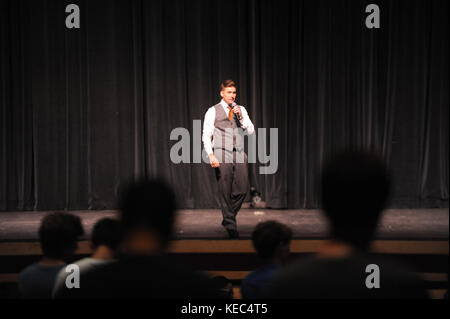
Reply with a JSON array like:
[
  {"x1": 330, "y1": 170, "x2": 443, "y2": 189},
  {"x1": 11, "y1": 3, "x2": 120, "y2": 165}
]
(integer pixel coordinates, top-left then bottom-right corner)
[{"x1": 0, "y1": 239, "x2": 448, "y2": 256}]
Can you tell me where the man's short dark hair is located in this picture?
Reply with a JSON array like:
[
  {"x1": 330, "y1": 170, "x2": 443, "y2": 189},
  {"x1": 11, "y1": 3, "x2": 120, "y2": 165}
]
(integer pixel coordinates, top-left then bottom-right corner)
[
  {"x1": 38, "y1": 212, "x2": 84, "y2": 259},
  {"x1": 220, "y1": 79, "x2": 236, "y2": 91},
  {"x1": 91, "y1": 218, "x2": 121, "y2": 250},
  {"x1": 118, "y1": 178, "x2": 177, "y2": 244},
  {"x1": 320, "y1": 149, "x2": 391, "y2": 250},
  {"x1": 252, "y1": 221, "x2": 292, "y2": 260}
]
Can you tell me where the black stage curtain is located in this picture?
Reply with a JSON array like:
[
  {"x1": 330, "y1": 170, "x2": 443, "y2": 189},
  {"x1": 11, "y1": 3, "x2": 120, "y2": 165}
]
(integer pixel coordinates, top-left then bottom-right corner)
[{"x1": 0, "y1": 0, "x2": 448, "y2": 211}]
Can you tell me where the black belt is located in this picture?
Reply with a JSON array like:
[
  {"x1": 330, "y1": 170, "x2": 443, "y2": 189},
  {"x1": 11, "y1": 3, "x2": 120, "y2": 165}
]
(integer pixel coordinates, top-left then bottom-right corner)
[{"x1": 214, "y1": 147, "x2": 242, "y2": 152}]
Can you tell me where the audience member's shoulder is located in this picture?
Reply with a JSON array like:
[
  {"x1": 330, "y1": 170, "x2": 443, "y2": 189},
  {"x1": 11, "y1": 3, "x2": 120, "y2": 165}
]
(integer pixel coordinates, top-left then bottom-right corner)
[
  {"x1": 360, "y1": 254, "x2": 427, "y2": 286},
  {"x1": 56, "y1": 254, "x2": 222, "y2": 299},
  {"x1": 135, "y1": 254, "x2": 224, "y2": 298},
  {"x1": 269, "y1": 253, "x2": 428, "y2": 299},
  {"x1": 20, "y1": 262, "x2": 64, "y2": 278},
  {"x1": 19, "y1": 262, "x2": 39, "y2": 277},
  {"x1": 18, "y1": 263, "x2": 40, "y2": 289},
  {"x1": 350, "y1": 253, "x2": 428, "y2": 298},
  {"x1": 54, "y1": 260, "x2": 117, "y2": 298},
  {"x1": 270, "y1": 255, "x2": 318, "y2": 282}
]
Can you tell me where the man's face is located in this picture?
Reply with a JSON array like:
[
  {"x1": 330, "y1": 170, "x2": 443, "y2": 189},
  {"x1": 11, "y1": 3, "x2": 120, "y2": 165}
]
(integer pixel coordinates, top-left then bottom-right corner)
[{"x1": 220, "y1": 86, "x2": 236, "y2": 105}]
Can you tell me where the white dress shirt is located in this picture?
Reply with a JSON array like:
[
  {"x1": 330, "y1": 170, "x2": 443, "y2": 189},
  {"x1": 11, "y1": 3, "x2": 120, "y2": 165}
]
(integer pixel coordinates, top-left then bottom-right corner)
[{"x1": 202, "y1": 99, "x2": 255, "y2": 155}]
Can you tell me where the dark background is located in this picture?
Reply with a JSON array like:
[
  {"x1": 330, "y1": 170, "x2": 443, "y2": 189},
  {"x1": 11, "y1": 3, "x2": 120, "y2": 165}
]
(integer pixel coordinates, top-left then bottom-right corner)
[{"x1": 0, "y1": 0, "x2": 448, "y2": 211}]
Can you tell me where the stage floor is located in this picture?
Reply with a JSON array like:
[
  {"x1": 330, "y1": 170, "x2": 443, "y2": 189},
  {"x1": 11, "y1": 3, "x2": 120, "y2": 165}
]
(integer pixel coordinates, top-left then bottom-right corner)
[{"x1": 0, "y1": 208, "x2": 448, "y2": 242}]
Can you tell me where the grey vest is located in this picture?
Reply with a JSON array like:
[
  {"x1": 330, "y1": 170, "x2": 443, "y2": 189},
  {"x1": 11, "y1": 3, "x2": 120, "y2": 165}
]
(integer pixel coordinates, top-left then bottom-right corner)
[{"x1": 213, "y1": 104, "x2": 245, "y2": 152}]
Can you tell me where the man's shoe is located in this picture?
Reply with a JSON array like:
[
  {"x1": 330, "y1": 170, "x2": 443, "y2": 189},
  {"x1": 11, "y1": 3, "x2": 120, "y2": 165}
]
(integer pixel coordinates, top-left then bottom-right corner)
[{"x1": 227, "y1": 229, "x2": 240, "y2": 239}]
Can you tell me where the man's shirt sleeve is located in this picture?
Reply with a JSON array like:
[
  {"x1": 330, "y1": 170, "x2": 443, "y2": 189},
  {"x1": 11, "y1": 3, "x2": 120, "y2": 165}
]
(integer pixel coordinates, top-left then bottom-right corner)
[{"x1": 202, "y1": 107, "x2": 215, "y2": 155}]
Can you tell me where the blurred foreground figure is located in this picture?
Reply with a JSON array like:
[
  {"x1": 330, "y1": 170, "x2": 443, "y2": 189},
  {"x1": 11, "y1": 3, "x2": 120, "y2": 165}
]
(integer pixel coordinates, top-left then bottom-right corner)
[
  {"x1": 56, "y1": 178, "x2": 221, "y2": 299},
  {"x1": 19, "y1": 212, "x2": 84, "y2": 298},
  {"x1": 241, "y1": 221, "x2": 292, "y2": 299},
  {"x1": 269, "y1": 149, "x2": 428, "y2": 299},
  {"x1": 52, "y1": 217, "x2": 120, "y2": 297}
]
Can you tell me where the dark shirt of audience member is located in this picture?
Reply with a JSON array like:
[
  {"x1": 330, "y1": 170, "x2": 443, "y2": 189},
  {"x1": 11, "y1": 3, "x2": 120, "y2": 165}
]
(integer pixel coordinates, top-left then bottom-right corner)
[
  {"x1": 211, "y1": 276, "x2": 234, "y2": 299},
  {"x1": 269, "y1": 149, "x2": 429, "y2": 299},
  {"x1": 52, "y1": 217, "x2": 120, "y2": 297},
  {"x1": 241, "y1": 220, "x2": 292, "y2": 299},
  {"x1": 18, "y1": 212, "x2": 84, "y2": 299},
  {"x1": 56, "y1": 178, "x2": 223, "y2": 299}
]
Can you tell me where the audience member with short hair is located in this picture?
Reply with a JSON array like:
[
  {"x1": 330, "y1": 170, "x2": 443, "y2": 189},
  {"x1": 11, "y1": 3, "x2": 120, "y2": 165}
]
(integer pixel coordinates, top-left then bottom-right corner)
[
  {"x1": 56, "y1": 178, "x2": 222, "y2": 299},
  {"x1": 241, "y1": 220, "x2": 292, "y2": 299},
  {"x1": 52, "y1": 217, "x2": 120, "y2": 297},
  {"x1": 18, "y1": 212, "x2": 84, "y2": 298},
  {"x1": 268, "y1": 149, "x2": 428, "y2": 299}
]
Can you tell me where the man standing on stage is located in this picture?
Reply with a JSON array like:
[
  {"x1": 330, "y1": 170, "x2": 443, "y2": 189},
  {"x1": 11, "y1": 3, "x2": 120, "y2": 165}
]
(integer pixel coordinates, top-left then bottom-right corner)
[{"x1": 202, "y1": 80, "x2": 255, "y2": 239}]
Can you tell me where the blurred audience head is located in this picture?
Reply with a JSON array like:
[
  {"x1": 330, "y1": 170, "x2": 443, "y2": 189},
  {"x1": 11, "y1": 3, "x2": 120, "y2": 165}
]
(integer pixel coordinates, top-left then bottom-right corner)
[
  {"x1": 320, "y1": 149, "x2": 391, "y2": 251},
  {"x1": 118, "y1": 178, "x2": 177, "y2": 250},
  {"x1": 252, "y1": 220, "x2": 292, "y2": 264},
  {"x1": 91, "y1": 217, "x2": 121, "y2": 252},
  {"x1": 38, "y1": 212, "x2": 84, "y2": 261}
]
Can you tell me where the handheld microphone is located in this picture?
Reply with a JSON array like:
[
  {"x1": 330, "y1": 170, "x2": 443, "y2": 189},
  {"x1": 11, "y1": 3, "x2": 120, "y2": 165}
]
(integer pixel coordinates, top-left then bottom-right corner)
[{"x1": 230, "y1": 103, "x2": 243, "y2": 127}]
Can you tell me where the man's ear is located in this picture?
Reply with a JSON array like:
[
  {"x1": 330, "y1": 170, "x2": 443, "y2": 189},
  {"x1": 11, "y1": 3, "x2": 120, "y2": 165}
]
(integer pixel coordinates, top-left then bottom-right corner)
[{"x1": 220, "y1": 90, "x2": 224, "y2": 98}]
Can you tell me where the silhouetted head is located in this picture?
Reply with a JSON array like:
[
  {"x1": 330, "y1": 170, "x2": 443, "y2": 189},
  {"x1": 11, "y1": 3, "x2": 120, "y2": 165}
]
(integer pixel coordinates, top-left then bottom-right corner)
[
  {"x1": 91, "y1": 218, "x2": 121, "y2": 251},
  {"x1": 320, "y1": 149, "x2": 391, "y2": 251},
  {"x1": 38, "y1": 212, "x2": 84, "y2": 260},
  {"x1": 118, "y1": 178, "x2": 177, "y2": 247},
  {"x1": 252, "y1": 220, "x2": 292, "y2": 263}
]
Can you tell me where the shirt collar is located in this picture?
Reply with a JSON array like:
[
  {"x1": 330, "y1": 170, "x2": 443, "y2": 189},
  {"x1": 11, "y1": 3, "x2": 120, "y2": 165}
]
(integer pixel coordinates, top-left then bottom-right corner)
[{"x1": 220, "y1": 99, "x2": 236, "y2": 108}]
